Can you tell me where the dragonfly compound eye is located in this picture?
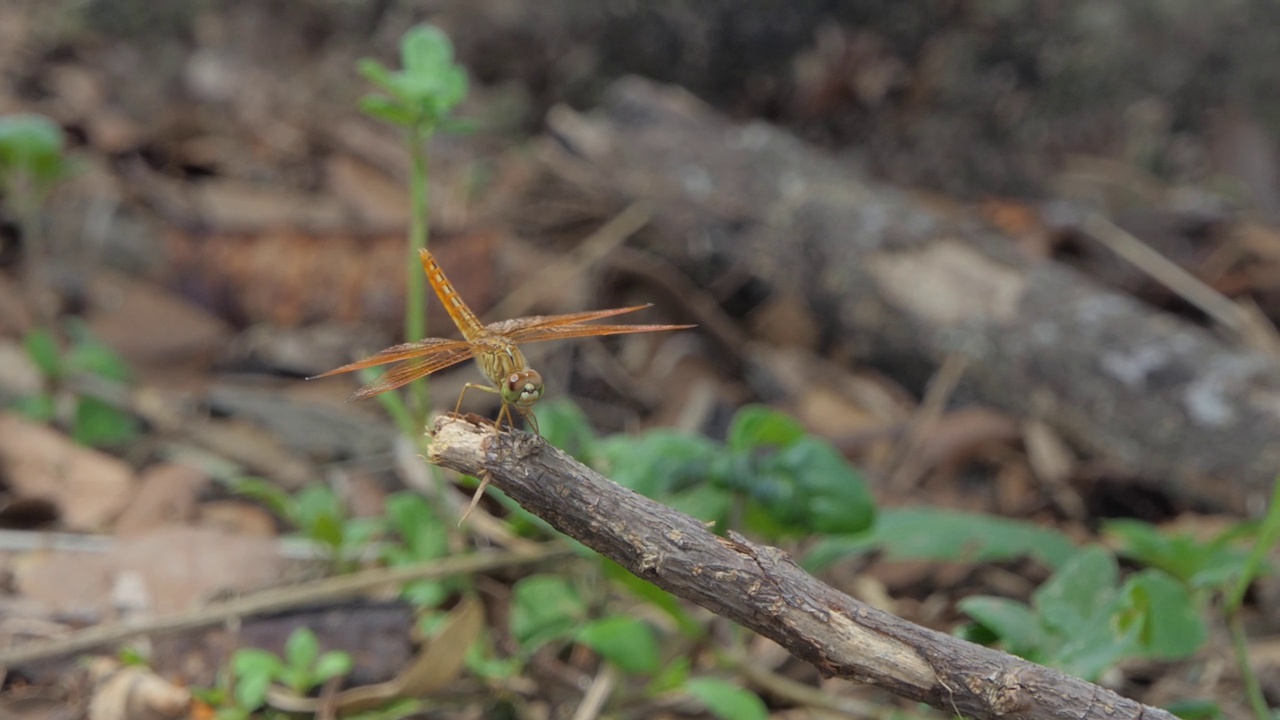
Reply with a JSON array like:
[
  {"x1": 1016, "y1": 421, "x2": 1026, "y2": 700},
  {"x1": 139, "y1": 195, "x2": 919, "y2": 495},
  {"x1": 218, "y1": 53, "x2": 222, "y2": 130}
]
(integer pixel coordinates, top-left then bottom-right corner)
[{"x1": 507, "y1": 370, "x2": 545, "y2": 406}]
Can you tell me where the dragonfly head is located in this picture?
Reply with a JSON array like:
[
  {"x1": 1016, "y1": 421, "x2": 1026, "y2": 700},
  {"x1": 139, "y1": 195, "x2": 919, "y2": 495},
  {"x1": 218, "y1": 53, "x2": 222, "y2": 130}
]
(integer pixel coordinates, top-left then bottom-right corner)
[{"x1": 503, "y1": 369, "x2": 544, "y2": 409}]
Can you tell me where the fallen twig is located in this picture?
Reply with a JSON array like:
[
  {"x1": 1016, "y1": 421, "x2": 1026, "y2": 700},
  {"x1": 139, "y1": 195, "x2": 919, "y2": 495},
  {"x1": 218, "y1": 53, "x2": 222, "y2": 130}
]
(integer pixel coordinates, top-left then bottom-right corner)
[
  {"x1": 0, "y1": 545, "x2": 567, "y2": 667},
  {"x1": 427, "y1": 416, "x2": 1176, "y2": 720}
]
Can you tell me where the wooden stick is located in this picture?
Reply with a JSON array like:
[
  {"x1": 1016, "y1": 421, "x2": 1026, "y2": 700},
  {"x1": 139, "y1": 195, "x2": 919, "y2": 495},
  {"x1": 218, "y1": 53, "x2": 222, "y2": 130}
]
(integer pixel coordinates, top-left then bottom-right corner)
[{"x1": 427, "y1": 416, "x2": 1176, "y2": 720}]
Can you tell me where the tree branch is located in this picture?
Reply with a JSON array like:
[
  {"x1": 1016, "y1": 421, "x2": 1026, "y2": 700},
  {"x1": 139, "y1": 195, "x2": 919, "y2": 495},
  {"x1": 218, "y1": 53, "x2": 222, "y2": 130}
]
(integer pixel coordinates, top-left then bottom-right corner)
[{"x1": 428, "y1": 416, "x2": 1177, "y2": 720}]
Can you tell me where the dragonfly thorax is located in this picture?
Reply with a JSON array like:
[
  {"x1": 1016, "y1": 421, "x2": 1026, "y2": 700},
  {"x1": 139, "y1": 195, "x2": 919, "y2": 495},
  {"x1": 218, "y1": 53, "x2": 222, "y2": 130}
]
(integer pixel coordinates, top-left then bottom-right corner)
[{"x1": 503, "y1": 369, "x2": 545, "y2": 409}]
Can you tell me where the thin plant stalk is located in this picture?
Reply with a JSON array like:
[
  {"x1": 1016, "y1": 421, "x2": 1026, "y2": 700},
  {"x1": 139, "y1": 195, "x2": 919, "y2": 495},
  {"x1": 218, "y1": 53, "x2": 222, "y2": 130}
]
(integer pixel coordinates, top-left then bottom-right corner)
[
  {"x1": 1224, "y1": 475, "x2": 1280, "y2": 719},
  {"x1": 404, "y1": 124, "x2": 432, "y2": 427}
]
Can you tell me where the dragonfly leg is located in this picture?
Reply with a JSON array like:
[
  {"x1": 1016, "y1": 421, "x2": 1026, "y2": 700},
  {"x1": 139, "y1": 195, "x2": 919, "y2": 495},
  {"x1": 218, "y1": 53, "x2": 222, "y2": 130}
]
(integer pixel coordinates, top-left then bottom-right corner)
[
  {"x1": 515, "y1": 406, "x2": 540, "y2": 435},
  {"x1": 453, "y1": 383, "x2": 531, "y2": 433},
  {"x1": 459, "y1": 470, "x2": 491, "y2": 525},
  {"x1": 454, "y1": 382, "x2": 500, "y2": 416}
]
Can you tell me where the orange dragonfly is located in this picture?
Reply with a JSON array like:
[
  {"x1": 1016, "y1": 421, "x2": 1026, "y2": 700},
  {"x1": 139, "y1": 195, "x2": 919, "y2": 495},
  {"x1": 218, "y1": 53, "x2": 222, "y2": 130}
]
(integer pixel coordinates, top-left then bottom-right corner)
[{"x1": 313, "y1": 248, "x2": 693, "y2": 433}]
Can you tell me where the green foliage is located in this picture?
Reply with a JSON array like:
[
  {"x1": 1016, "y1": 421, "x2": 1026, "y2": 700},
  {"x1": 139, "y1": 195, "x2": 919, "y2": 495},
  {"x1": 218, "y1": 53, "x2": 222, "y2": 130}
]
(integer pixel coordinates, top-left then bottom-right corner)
[
  {"x1": 379, "y1": 491, "x2": 453, "y2": 607},
  {"x1": 355, "y1": 24, "x2": 471, "y2": 426},
  {"x1": 682, "y1": 677, "x2": 768, "y2": 720},
  {"x1": 357, "y1": 25, "x2": 468, "y2": 131},
  {"x1": 220, "y1": 627, "x2": 353, "y2": 715},
  {"x1": 1105, "y1": 519, "x2": 1258, "y2": 591},
  {"x1": 804, "y1": 506, "x2": 1077, "y2": 573},
  {"x1": 12, "y1": 322, "x2": 142, "y2": 448},
  {"x1": 576, "y1": 616, "x2": 661, "y2": 674},
  {"x1": 958, "y1": 546, "x2": 1205, "y2": 681},
  {"x1": 510, "y1": 574, "x2": 586, "y2": 652},
  {"x1": 0, "y1": 113, "x2": 72, "y2": 204},
  {"x1": 229, "y1": 479, "x2": 379, "y2": 572},
  {"x1": 543, "y1": 401, "x2": 875, "y2": 540}
]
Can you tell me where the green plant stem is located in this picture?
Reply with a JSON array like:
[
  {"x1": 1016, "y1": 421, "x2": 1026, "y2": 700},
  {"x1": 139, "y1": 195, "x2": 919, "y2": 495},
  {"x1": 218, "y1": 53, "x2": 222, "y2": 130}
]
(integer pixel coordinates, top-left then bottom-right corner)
[
  {"x1": 1224, "y1": 475, "x2": 1280, "y2": 719},
  {"x1": 1227, "y1": 606, "x2": 1270, "y2": 720},
  {"x1": 405, "y1": 124, "x2": 432, "y2": 425}
]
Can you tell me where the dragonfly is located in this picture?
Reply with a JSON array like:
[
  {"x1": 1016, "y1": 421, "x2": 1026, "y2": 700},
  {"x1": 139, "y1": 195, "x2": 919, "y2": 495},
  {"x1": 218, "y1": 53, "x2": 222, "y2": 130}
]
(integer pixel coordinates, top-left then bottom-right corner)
[{"x1": 313, "y1": 248, "x2": 694, "y2": 434}]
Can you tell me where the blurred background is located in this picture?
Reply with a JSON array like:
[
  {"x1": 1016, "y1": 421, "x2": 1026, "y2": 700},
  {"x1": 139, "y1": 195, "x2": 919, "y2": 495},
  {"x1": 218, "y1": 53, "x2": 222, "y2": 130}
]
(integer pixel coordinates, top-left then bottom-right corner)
[{"x1": 1, "y1": 1, "x2": 1279, "y2": 718}]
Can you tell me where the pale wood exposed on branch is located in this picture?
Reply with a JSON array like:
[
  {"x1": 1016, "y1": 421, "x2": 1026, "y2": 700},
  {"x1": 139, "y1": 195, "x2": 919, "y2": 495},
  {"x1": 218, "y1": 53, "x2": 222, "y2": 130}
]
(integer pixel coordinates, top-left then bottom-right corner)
[{"x1": 427, "y1": 416, "x2": 1176, "y2": 720}]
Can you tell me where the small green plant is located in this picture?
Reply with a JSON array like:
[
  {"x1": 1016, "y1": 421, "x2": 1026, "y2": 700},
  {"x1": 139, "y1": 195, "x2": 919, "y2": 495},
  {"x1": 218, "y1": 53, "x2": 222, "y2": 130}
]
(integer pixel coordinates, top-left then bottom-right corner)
[
  {"x1": 802, "y1": 505, "x2": 1078, "y2": 573},
  {"x1": 500, "y1": 572, "x2": 767, "y2": 718},
  {"x1": 356, "y1": 25, "x2": 469, "y2": 426},
  {"x1": 0, "y1": 113, "x2": 72, "y2": 224},
  {"x1": 1105, "y1": 493, "x2": 1280, "y2": 720},
  {"x1": 957, "y1": 545, "x2": 1204, "y2": 681},
  {"x1": 200, "y1": 627, "x2": 353, "y2": 719},
  {"x1": 540, "y1": 401, "x2": 876, "y2": 540},
  {"x1": 230, "y1": 479, "x2": 381, "y2": 572},
  {"x1": 11, "y1": 320, "x2": 142, "y2": 447},
  {"x1": 1105, "y1": 518, "x2": 1258, "y2": 593},
  {"x1": 379, "y1": 491, "x2": 455, "y2": 607}
]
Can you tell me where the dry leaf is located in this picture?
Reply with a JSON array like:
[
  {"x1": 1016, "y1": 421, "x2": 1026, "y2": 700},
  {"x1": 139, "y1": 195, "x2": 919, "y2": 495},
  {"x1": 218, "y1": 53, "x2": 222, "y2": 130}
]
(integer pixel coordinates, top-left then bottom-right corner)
[
  {"x1": 87, "y1": 659, "x2": 191, "y2": 720},
  {"x1": 16, "y1": 527, "x2": 287, "y2": 616},
  {"x1": 0, "y1": 413, "x2": 135, "y2": 531}
]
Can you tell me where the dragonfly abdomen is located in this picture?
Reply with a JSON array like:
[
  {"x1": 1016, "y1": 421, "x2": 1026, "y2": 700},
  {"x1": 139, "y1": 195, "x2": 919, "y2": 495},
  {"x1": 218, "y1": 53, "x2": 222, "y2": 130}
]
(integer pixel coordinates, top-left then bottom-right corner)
[{"x1": 422, "y1": 250, "x2": 488, "y2": 341}]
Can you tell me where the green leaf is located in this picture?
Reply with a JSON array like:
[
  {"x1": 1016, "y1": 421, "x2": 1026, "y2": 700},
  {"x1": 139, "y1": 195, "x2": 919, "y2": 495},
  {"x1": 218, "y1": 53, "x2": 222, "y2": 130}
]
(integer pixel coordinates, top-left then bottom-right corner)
[
  {"x1": 726, "y1": 404, "x2": 806, "y2": 452},
  {"x1": 648, "y1": 656, "x2": 690, "y2": 694},
  {"x1": 356, "y1": 58, "x2": 397, "y2": 94},
  {"x1": 64, "y1": 322, "x2": 131, "y2": 382},
  {"x1": 755, "y1": 437, "x2": 874, "y2": 535},
  {"x1": 358, "y1": 95, "x2": 417, "y2": 127},
  {"x1": 22, "y1": 327, "x2": 61, "y2": 377},
  {"x1": 0, "y1": 113, "x2": 70, "y2": 189},
  {"x1": 72, "y1": 396, "x2": 141, "y2": 447},
  {"x1": 309, "y1": 512, "x2": 346, "y2": 551},
  {"x1": 510, "y1": 575, "x2": 586, "y2": 650},
  {"x1": 602, "y1": 560, "x2": 701, "y2": 637},
  {"x1": 1163, "y1": 698, "x2": 1223, "y2": 719},
  {"x1": 230, "y1": 649, "x2": 281, "y2": 709},
  {"x1": 683, "y1": 678, "x2": 768, "y2": 720},
  {"x1": 12, "y1": 392, "x2": 55, "y2": 422},
  {"x1": 668, "y1": 483, "x2": 734, "y2": 530},
  {"x1": 576, "y1": 616, "x2": 660, "y2": 675},
  {"x1": 228, "y1": 477, "x2": 294, "y2": 520},
  {"x1": 232, "y1": 670, "x2": 272, "y2": 712},
  {"x1": 803, "y1": 507, "x2": 1078, "y2": 573},
  {"x1": 400, "y1": 25, "x2": 455, "y2": 76},
  {"x1": 957, "y1": 596, "x2": 1043, "y2": 657},
  {"x1": 1033, "y1": 546, "x2": 1119, "y2": 632},
  {"x1": 284, "y1": 627, "x2": 320, "y2": 671},
  {"x1": 1105, "y1": 518, "x2": 1255, "y2": 591},
  {"x1": 1120, "y1": 570, "x2": 1206, "y2": 660},
  {"x1": 535, "y1": 399, "x2": 597, "y2": 461},
  {"x1": 312, "y1": 651, "x2": 354, "y2": 684},
  {"x1": 595, "y1": 430, "x2": 718, "y2": 497}
]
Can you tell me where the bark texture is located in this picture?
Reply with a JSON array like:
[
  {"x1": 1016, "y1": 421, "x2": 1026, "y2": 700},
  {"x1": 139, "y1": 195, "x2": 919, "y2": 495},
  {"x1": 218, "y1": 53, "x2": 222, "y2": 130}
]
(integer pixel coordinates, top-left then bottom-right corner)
[
  {"x1": 524, "y1": 77, "x2": 1280, "y2": 514},
  {"x1": 428, "y1": 416, "x2": 1177, "y2": 720}
]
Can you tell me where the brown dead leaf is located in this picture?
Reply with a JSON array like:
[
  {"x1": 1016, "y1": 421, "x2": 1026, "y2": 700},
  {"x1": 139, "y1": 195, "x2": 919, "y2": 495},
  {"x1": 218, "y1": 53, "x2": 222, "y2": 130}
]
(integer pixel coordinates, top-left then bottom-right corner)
[
  {"x1": 15, "y1": 527, "x2": 287, "y2": 616},
  {"x1": 85, "y1": 271, "x2": 231, "y2": 373},
  {"x1": 113, "y1": 463, "x2": 209, "y2": 538},
  {"x1": 325, "y1": 153, "x2": 410, "y2": 230},
  {"x1": 913, "y1": 406, "x2": 1021, "y2": 474},
  {"x1": 0, "y1": 339, "x2": 43, "y2": 397},
  {"x1": 0, "y1": 414, "x2": 135, "y2": 531},
  {"x1": 189, "y1": 180, "x2": 348, "y2": 234},
  {"x1": 196, "y1": 500, "x2": 278, "y2": 537},
  {"x1": 0, "y1": 275, "x2": 33, "y2": 336}
]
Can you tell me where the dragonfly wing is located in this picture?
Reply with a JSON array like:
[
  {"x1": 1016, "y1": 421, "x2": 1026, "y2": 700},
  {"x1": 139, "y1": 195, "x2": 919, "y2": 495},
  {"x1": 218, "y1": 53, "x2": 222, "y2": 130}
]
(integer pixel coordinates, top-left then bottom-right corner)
[
  {"x1": 310, "y1": 338, "x2": 475, "y2": 378},
  {"x1": 346, "y1": 344, "x2": 479, "y2": 400},
  {"x1": 488, "y1": 305, "x2": 666, "y2": 343},
  {"x1": 501, "y1": 320, "x2": 696, "y2": 346}
]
